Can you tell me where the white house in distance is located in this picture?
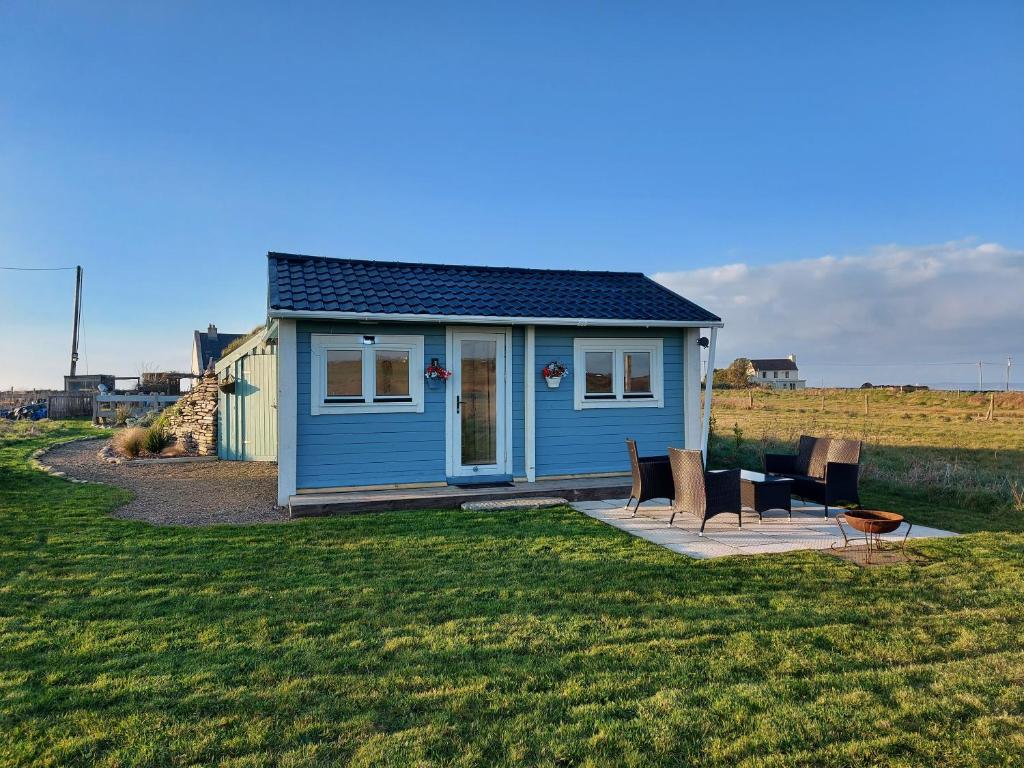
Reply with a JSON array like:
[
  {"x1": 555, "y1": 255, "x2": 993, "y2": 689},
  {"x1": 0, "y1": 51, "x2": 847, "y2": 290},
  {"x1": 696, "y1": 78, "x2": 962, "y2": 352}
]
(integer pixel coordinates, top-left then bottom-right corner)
[{"x1": 747, "y1": 355, "x2": 806, "y2": 390}]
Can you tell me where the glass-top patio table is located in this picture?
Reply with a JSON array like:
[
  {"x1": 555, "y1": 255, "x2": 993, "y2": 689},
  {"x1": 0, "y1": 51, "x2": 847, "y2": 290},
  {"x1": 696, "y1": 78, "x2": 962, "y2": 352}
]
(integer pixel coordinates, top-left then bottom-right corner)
[{"x1": 739, "y1": 469, "x2": 793, "y2": 520}]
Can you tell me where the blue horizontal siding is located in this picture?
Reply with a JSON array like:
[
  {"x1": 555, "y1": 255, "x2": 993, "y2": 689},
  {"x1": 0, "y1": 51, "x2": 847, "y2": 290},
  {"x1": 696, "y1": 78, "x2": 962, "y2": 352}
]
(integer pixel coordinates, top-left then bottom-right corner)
[
  {"x1": 293, "y1": 321, "x2": 686, "y2": 490},
  {"x1": 533, "y1": 327, "x2": 685, "y2": 477},
  {"x1": 295, "y1": 320, "x2": 447, "y2": 489}
]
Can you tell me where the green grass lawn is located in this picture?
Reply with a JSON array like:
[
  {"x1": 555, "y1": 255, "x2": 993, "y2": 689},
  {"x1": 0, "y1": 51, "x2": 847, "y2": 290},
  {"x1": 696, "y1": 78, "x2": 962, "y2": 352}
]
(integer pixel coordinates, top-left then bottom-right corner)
[{"x1": 3, "y1": 422, "x2": 1024, "y2": 766}]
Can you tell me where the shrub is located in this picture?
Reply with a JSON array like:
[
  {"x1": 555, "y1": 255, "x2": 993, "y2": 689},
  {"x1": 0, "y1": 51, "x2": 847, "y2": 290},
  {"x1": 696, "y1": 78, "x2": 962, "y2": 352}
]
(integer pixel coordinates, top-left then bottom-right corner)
[
  {"x1": 1011, "y1": 481, "x2": 1024, "y2": 514},
  {"x1": 114, "y1": 404, "x2": 132, "y2": 426},
  {"x1": 143, "y1": 426, "x2": 172, "y2": 455},
  {"x1": 732, "y1": 423, "x2": 743, "y2": 451},
  {"x1": 113, "y1": 427, "x2": 147, "y2": 457},
  {"x1": 136, "y1": 409, "x2": 161, "y2": 428},
  {"x1": 152, "y1": 403, "x2": 179, "y2": 433}
]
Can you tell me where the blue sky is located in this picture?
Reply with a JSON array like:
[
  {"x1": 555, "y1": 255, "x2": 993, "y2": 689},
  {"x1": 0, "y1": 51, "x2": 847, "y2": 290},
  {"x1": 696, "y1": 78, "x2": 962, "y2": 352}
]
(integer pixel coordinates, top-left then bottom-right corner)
[{"x1": 2, "y1": 1, "x2": 1022, "y2": 388}]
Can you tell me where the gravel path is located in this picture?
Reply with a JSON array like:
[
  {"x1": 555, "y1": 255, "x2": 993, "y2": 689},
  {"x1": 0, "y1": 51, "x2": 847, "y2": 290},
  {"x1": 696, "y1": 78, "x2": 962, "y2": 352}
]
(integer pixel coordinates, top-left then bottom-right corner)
[{"x1": 42, "y1": 438, "x2": 289, "y2": 526}]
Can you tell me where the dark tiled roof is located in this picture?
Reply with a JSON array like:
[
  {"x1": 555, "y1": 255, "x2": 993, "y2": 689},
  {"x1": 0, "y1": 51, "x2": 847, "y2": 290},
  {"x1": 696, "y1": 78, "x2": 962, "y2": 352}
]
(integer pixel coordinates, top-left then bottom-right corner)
[
  {"x1": 749, "y1": 358, "x2": 798, "y2": 372},
  {"x1": 194, "y1": 330, "x2": 244, "y2": 368},
  {"x1": 267, "y1": 253, "x2": 720, "y2": 323}
]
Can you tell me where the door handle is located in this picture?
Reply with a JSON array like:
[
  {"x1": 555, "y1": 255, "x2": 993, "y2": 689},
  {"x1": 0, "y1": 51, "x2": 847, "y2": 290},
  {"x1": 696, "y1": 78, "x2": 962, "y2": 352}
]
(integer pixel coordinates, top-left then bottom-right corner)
[{"x1": 456, "y1": 395, "x2": 461, "y2": 413}]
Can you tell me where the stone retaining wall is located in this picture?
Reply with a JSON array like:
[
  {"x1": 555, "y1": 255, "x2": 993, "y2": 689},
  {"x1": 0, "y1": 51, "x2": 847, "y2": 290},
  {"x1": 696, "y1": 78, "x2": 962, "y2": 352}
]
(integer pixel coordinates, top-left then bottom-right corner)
[{"x1": 168, "y1": 372, "x2": 218, "y2": 455}]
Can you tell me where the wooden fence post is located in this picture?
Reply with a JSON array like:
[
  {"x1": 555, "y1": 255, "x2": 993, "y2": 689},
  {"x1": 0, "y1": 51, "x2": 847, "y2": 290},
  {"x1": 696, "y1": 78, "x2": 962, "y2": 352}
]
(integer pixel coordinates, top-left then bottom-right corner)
[
  {"x1": 864, "y1": 393, "x2": 869, "y2": 416},
  {"x1": 987, "y1": 392, "x2": 995, "y2": 421}
]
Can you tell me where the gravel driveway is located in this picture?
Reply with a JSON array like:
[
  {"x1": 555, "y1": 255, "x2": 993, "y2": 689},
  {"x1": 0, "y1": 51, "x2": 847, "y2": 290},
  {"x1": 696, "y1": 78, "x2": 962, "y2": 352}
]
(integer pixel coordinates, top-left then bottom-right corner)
[{"x1": 42, "y1": 438, "x2": 288, "y2": 526}]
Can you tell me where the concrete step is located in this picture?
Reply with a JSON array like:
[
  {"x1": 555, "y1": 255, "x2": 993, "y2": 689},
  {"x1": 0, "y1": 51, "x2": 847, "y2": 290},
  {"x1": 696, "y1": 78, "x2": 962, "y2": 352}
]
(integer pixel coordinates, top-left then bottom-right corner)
[{"x1": 289, "y1": 476, "x2": 631, "y2": 517}]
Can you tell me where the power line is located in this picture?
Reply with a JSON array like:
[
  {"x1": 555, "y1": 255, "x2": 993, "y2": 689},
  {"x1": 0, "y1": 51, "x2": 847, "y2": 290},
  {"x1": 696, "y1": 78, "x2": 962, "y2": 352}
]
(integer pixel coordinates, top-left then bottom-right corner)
[{"x1": 0, "y1": 265, "x2": 77, "y2": 271}]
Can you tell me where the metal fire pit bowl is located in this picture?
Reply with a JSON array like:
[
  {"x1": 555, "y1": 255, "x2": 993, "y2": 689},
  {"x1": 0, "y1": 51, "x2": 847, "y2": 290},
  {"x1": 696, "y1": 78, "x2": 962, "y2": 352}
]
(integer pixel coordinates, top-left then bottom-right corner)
[{"x1": 833, "y1": 510, "x2": 912, "y2": 563}]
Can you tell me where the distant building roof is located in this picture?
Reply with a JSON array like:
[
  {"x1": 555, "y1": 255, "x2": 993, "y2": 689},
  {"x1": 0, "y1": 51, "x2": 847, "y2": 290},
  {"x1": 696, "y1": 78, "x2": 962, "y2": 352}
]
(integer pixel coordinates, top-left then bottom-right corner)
[
  {"x1": 749, "y1": 358, "x2": 799, "y2": 372},
  {"x1": 266, "y1": 253, "x2": 721, "y2": 324},
  {"x1": 194, "y1": 325, "x2": 244, "y2": 370}
]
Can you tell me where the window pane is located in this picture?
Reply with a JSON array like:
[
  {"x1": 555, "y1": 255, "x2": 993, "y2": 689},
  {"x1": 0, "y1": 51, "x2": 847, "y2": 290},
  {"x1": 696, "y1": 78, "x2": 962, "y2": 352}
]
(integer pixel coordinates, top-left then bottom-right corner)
[
  {"x1": 585, "y1": 351, "x2": 614, "y2": 393},
  {"x1": 326, "y1": 350, "x2": 361, "y2": 397},
  {"x1": 375, "y1": 349, "x2": 410, "y2": 397},
  {"x1": 624, "y1": 352, "x2": 651, "y2": 393},
  {"x1": 460, "y1": 340, "x2": 497, "y2": 465}
]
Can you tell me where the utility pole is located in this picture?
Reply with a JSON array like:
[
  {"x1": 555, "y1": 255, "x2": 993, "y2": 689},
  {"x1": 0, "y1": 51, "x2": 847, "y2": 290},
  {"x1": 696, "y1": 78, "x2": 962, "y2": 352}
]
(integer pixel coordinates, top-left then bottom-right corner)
[
  {"x1": 69, "y1": 265, "x2": 83, "y2": 376},
  {"x1": 1009, "y1": 357, "x2": 1013, "y2": 393},
  {"x1": 978, "y1": 360, "x2": 983, "y2": 392}
]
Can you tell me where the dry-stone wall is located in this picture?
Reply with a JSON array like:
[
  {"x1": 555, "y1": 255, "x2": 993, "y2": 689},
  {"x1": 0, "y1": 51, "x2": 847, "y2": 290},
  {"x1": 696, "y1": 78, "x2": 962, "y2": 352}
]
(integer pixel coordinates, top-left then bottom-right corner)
[{"x1": 168, "y1": 372, "x2": 219, "y2": 455}]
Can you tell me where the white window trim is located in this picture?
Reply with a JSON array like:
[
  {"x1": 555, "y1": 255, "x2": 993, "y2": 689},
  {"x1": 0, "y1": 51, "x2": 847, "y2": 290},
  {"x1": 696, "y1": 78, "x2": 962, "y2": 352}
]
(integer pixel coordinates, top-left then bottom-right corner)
[
  {"x1": 572, "y1": 338, "x2": 664, "y2": 410},
  {"x1": 310, "y1": 333, "x2": 425, "y2": 415}
]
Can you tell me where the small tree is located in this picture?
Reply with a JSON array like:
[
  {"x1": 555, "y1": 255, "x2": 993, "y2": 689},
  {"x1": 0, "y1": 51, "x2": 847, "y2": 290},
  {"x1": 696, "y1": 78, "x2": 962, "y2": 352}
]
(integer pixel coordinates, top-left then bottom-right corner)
[{"x1": 713, "y1": 358, "x2": 753, "y2": 389}]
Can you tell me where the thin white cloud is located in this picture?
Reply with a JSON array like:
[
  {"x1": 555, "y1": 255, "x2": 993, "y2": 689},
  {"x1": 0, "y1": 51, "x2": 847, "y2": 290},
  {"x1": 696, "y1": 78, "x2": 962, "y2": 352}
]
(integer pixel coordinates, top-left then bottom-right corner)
[{"x1": 654, "y1": 240, "x2": 1024, "y2": 387}]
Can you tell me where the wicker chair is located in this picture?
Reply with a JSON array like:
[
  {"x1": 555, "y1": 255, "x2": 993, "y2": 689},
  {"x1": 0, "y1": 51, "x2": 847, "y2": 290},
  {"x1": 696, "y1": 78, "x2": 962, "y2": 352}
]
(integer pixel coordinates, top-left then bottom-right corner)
[
  {"x1": 764, "y1": 435, "x2": 861, "y2": 517},
  {"x1": 624, "y1": 438, "x2": 674, "y2": 516},
  {"x1": 668, "y1": 448, "x2": 743, "y2": 534}
]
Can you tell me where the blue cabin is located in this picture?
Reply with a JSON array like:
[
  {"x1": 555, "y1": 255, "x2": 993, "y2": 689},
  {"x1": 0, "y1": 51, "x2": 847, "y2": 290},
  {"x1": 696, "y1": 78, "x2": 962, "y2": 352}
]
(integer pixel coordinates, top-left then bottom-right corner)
[{"x1": 217, "y1": 253, "x2": 723, "y2": 507}]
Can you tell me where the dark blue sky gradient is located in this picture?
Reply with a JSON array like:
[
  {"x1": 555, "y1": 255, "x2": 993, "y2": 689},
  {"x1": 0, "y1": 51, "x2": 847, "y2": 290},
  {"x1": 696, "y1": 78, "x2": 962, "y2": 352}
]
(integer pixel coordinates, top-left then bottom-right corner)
[{"x1": 2, "y1": 2, "x2": 1021, "y2": 385}]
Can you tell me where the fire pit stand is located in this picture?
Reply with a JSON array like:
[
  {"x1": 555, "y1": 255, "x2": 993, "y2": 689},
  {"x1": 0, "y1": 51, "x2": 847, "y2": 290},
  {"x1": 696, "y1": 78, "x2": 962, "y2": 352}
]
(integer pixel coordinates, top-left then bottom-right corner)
[{"x1": 833, "y1": 510, "x2": 913, "y2": 563}]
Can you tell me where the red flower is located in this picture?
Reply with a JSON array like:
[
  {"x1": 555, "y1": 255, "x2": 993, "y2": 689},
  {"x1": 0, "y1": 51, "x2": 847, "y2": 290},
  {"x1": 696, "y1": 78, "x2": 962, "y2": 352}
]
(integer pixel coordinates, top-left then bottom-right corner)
[{"x1": 542, "y1": 361, "x2": 567, "y2": 378}]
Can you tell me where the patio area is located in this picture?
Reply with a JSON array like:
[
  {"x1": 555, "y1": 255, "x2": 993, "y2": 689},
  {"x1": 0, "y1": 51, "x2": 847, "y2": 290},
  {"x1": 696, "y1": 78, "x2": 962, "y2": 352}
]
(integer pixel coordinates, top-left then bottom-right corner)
[{"x1": 572, "y1": 498, "x2": 959, "y2": 559}]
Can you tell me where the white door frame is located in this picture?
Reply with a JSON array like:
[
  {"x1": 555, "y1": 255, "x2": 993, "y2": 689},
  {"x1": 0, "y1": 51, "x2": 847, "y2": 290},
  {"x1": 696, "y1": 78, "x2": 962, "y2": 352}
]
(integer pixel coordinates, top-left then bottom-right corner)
[{"x1": 445, "y1": 326, "x2": 513, "y2": 478}]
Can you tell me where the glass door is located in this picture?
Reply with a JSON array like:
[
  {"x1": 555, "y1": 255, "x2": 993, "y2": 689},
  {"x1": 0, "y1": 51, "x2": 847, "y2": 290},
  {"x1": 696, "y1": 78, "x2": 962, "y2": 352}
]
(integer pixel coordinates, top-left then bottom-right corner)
[{"x1": 450, "y1": 330, "x2": 507, "y2": 476}]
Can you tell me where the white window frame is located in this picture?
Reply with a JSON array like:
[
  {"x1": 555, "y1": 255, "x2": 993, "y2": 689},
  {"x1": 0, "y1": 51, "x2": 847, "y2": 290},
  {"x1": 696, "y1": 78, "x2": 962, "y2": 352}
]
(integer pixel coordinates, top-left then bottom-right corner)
[
  {"x1": 310, "y1": 333, "x2": 425, "y2": 415},
  {"x1": 573, "y1": 338, "x2": 664, "y2": 410}
]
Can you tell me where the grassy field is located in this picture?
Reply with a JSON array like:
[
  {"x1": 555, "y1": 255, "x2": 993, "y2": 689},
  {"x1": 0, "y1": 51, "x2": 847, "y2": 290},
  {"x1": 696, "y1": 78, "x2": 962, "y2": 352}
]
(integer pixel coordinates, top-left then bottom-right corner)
[
  {"x1": 2, "y1": 420, "x2": 1024, "y2": 766},
  {"x1": 709, "y1": 388, "x2": 1024, "y2": 534}
]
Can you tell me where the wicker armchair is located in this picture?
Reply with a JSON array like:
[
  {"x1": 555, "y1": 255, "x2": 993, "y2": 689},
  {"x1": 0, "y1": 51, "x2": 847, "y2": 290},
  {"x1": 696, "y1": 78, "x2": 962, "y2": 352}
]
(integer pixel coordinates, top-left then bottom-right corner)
[
  {"x1": 765, "y1": 435, "x2": 861, "y2": 517},
  {"x1": 668, "y1": 448, "x2": 743, "y2": 534},
  {"x1": 624, "y1": 438, "x2": 673, "y2": 516}
]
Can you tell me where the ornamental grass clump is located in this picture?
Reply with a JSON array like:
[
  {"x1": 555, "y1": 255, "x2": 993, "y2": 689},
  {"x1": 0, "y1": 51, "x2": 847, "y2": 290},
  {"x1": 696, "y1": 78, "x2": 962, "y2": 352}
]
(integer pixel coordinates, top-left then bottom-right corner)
[
  {"x1": 143, "y1": 426, "x2": 172, "y2": 455},
  {"x1": 151, "y1": 403, "x2": 179, "y2": 433},
  {"x1": 112, "y1": 427, "x2": 147, "y2": 458}
]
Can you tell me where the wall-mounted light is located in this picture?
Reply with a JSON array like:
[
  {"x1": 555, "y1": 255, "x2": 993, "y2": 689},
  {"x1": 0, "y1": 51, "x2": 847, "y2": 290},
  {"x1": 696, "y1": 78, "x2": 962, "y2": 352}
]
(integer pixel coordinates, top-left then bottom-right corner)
[
  {"x1": 362, "y1": 335, "x2": 376, "y2": 346},
  {"x1": 697, "y1": 336, "x2": 710, "y2": 348}
]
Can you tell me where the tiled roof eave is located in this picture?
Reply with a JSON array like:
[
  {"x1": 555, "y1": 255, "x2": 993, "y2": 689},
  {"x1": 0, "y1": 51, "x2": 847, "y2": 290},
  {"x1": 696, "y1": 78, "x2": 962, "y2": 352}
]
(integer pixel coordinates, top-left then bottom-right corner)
[
  {"x1": 265, "y1": 252, "x2": 723, "y2": 324},
  {"x1": 267, "y1": 307, "x2": 723, "y2": 326}
]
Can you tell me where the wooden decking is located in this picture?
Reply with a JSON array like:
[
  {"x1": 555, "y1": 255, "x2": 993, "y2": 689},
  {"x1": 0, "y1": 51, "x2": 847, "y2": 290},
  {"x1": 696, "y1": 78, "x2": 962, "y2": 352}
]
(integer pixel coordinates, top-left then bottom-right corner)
[{"x1": 289, "y1": 476, "x2": 631, "y2": 517}]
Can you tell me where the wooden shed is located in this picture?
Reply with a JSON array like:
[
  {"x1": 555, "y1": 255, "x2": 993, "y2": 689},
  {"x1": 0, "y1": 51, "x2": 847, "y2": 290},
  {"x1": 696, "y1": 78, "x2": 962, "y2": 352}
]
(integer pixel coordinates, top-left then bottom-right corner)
[
  {"x1": 261, "y1": 252, "x2": 723, "y2": 507},
  {"x1": 214, "y1": 326, "x2": 278, "y2": 461}
]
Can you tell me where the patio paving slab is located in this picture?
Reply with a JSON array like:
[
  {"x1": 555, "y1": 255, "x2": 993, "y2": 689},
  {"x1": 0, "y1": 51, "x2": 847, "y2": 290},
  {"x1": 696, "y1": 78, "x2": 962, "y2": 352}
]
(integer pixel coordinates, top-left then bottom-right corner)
[{"x1": 572, "y1": 498, "x2": 958, "y2": 560}]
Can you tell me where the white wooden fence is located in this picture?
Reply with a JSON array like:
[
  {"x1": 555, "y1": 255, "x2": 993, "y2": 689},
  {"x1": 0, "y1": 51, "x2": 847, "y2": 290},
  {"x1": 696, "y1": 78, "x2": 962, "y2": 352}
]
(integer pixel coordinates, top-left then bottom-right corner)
[{"x1": 93, "y1": 394, "x2": 180, "y2": 424}]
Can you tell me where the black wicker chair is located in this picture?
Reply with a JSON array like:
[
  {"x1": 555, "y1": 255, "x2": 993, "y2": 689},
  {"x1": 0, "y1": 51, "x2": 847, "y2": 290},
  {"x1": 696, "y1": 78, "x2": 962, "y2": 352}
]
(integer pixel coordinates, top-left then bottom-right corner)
[
  {"x1": 668, "y1": 448, "x2": 743, "y2": 534},
  {"x1": 624, "y1": 438, "x2": 674, "y2": 516},
  {"x1": 765, "y1": 435, "x2": 861, "y2": 517}
]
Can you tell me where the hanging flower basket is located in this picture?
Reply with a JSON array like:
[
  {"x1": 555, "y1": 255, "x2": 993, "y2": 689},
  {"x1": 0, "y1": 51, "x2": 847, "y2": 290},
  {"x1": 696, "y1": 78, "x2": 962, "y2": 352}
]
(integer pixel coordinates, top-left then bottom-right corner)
[
  {"x1": 218, "y1": 373, "x2": 236, "y2": 394},
  {"x1": 542, "y1": 361, "x2": 568, "y2": 388},
  {"x1": 425, "y1": 360, "x2": 452, "y2": 381}
]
